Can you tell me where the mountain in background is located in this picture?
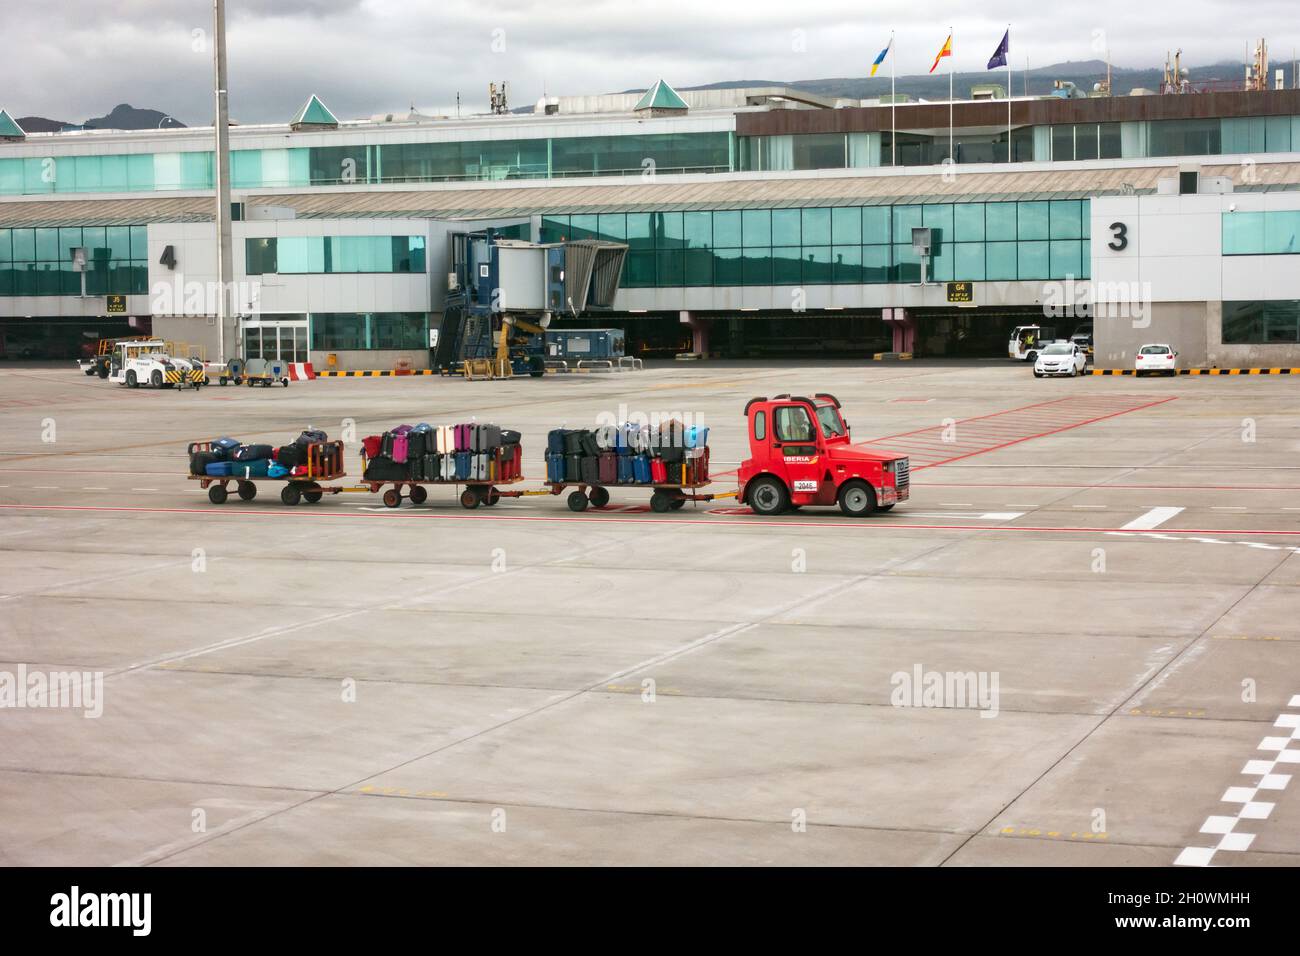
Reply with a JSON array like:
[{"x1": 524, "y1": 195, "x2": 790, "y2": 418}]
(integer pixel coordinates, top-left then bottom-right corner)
[
  {"x1": 14, "y1": 104, "x2": 185, "y2": 133},
  {"x1": 631, "y1": 59, "x2": 1260, "y2": 101}
]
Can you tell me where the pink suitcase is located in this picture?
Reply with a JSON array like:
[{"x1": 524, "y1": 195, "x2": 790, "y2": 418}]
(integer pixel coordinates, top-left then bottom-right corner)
[
  {"x1": 390, "y1": 424, "x2": 413, "y2": 464},
  {"x1": 454, "y1": 423, "x2": 473, "y2": 452}
]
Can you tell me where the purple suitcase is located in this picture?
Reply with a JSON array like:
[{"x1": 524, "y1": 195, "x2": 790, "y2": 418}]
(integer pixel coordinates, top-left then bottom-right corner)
[
  {"x1": 454, "y1": 423, "x2": 473, "y2": 452},
  {"x1": 389, "y1": 424, "x2": 414, "y2": 464}
]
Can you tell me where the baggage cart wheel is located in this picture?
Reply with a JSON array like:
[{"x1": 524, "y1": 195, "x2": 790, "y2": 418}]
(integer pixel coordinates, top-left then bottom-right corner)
[
  {"x1": 460, "y1": 488, "x2": 482, "y2": 509},
  {"x1": 382, "y1": 488, "x2": 402, "y2": 508},
  {"x1": 281, "y1": 484, "x2": 302, "y2": 506},
  {"x1": 837, "y1": 480, "x2": 877, "y2": 518},
  {"x1": 669, "y1": 497, "x2": 686, "y2": 510},
  {"x1": 588, "y1": 486, "x2": 610, "y2": 508},
  {"x1": 208, "y1": 483, "x2": 228, "y2": 504},
  {"x1": 408, "y1": 485, "x2": 428, "y2": 505},
  {"x1": 237, "y1": 481, "x2": 257, "y2": 501},
  {"x1": 303, "y1": 484, "x2": 323, "y2": 504},
  {"x1": 650, "y1": 490, "x2": 672, "y2": 513},
  {"x1": 482, "y1": 488, "x2": 500, "y2": 507},
  {"x1": 566, "y1": 490, "x2": 589, "y2": 512},
  {"x1": 747, "y1": 476, "x2": 789, "y2": 516}
]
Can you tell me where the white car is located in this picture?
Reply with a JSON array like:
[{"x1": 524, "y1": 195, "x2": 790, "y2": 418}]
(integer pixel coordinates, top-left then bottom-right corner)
[
  {"x1": 1136, "y1": 343, "x2": 1178, "y2": 376},
  {"x1": 1033, "y1": 342, "x2": 1088, "y2": 377}
]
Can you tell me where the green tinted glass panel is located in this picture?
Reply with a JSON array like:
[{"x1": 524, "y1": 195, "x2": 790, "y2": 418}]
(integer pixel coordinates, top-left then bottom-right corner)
[
  {"x1": 923, "y1": 204, "x2": 953, "y2": 236},
  {"x1": 893, "y1": 205, "x2": 922, "y2": 238},
  {"x1": 892, "y1": 244, "x2": 920, "y2": 282},
  {"x1": 771, "y1": 209, "x2": 801, "y2": 246},
  {"x1": 986, "y1": 242, "x2": 1018, "y2": 279},
  {"x1": 0, "y1": 229, "x2": 9, "y2": 263},
  {"x1": 683, "y1": 248, "x2": 712, "y2": 285},
  {"x1": 624, "y1": 251, "x2": 655, "y2": 287},
  {"x1": 656, "y1": 250, "x2": 684, "y2": 285},
  {"x1": 1017, "y1": 202, "x2": 1049, "y2": 240},
  {"x1": 863, "y1": 245, "x2": 889, "y2": 282},
  {"x1": 713, "y1": 211, "x2": 741, "y2": 248},
  {"x1": 1018, "y1": 241, "x2": 1050, "y2": 278},
  {"x1": 771, "y1": 247, "x2": 801, "y2": 284},
  {"x1": 954, "y1": 204, "x2": 985, "y2": 242},
  {"x1": 741, "y1": 248, "x2": 771, "y2": 285},
  {"x1": 596, "y1": 214, "x2": 625, "y2": 242},
  {"x1": 863, "y1": 206, "x2": 890, "y2": 244},
  {"x1": 683, "y1": 211, "x2": 712, "y2": 249},
  {"x1": 1223, "y1": 212, "x2": 1265, "y2": 254},
  {"x1": 801, "y1": 208, "x2": 831, "y2": 246},
  {"x1": 954, "y1": 242, "x2": 985, "y2": 280},
  {"x1": 658, "y1": 211, "x2": 684, "y2": 248},
  {"x1": 35, "y1": 228, "x2": 59, "y2": 259},
  {"x1": 12, "y1": 229, "x2": 35, "y2": 260},
  {"x1": 1049, "y1": 239, "x2": 1083, "y2": 278},
  {"x1": 986, "y1": 203, "x2": 1017, "y2": 240},
  {"x1": 831, "y1": 206, "x2": 862, "y2": 244},
  {"x1": 625, "y1": 213, "x2": 653, "y2": 250},
  {"x1": 1263, "y1": 211, "x2": 1300, "y2": 254},
  {"x1": 832, "y1": 245, "x2": 862, "y2": 283},
  {"x1": 1049, "y1": 200, "x2": 1082, "y2": 239},
  {"x1": 741, "y1": 209, "x2": 770, "y2": 247},
  {"x1": 802, "y1": 247, "x2": 832, "y2": 284},
  {"x1": 569, "y1": 215, "x2": 598, "y2": 240},
  {"x1": 130, "y1": 226, "x2": 147, "y2": 259},
  {"x1": 713, "y1": 247, "x2": 742, "y2": 283}
]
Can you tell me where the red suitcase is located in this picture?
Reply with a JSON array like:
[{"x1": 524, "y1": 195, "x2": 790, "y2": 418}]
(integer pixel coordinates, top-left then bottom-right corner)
[
  {"x1": 650, "y1": 458, "x2": 667, "y2": 484},
  {"x1": 598, "y1": 451, "x2": 617, "y2": 485}
]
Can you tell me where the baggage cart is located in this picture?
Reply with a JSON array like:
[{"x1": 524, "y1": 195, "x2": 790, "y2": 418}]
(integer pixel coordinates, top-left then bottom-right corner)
[
  {"x1": 359, "y1": 445, "x2": 528, "y2": 510},
  {"x1": 189, "y1": 440, "x2": 347, "y2": 506},
  {"x1": 542, "y1": 449, "x2": 737, "y2": 513}
]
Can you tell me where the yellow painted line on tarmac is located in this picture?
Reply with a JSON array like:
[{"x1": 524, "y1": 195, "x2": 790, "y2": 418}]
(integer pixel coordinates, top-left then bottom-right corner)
[
  {"x1": 998, "y1": 826, "x2": 1109, "y2": 841},
  {"x1": 1213, "y1": 634, "x2": 1283, "y2": 642},
  {"x1": 1127, "y1": 707, "x2": 1208, "y2": 718},
  {"x1": 355, "y1": 785, "x2": 449, "y2": 798}
]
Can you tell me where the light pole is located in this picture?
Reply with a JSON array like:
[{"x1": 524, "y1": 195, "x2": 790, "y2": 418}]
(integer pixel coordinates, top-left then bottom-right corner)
[{"x1": 212, "y1": 0, "x2": 235, "y2": 364}]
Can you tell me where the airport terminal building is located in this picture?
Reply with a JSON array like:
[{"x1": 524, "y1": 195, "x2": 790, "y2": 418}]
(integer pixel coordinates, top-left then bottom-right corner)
[{"x1": 1, "y1": 82, "x2": 1298, "y2": 369}]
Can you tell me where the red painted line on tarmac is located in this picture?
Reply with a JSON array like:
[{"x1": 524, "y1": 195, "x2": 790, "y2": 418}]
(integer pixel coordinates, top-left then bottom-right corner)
[
  {"x1": 917, "y1": 481, "x2": 1300, "y2": 492},
  {"x1": 2, "y1": 502, "x2": 1297, "y2": 537}
]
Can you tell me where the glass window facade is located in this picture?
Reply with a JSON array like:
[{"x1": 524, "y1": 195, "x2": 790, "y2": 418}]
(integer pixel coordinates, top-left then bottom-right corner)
[
  {"x1": 0, "y1": 225, "x2": 147, "y2": 296},
  {"x1": 1222, "y1": 211, "x2": 1300, "y2": 255},
  {"x1": 309, "y1": 312, "x2": 428, "y2": 350},
  {"x1": 1222, "y1": 300, "x2": 1300, "y2": 343},
  {"x1": 545, "y1": 200, "x2": 1090, "y2": 288},
  {"x1": 245, "y1": 236, "x2": 426, "y2": 274}
]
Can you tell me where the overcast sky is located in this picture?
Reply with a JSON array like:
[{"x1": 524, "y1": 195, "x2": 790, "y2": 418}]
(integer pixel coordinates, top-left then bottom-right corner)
[{"x1": 2, "y1": 0, "x2": 1296, "y2": 125}]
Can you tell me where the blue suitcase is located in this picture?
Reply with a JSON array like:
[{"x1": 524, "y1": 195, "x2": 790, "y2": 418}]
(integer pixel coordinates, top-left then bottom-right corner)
[
  {"x1": 684, "y1": 425, "x2": 710, "y2": 449},
  {"x1": 231, "y1": 459, "x2": 271, "y2": 478},
  {"x1": 632, "y1": 455, "x2": 652, "y2": 484},
  {"x1": 546, "y1": 454, "x2": 565, "y2": 484},
  {"x1": 617, "y1": 456, "x2": 633, "y2": 484},
  {"x1": 454, "y1": 452, "x2": 471, "y2": 480},
  {"x1": 204, "y1": 461, "x2": 235, "y2": 477}
]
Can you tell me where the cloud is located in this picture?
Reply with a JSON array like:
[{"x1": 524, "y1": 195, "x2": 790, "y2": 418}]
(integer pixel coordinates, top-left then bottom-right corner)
[{"x1": 0, "y1": 0, "x2": 1294, "y2": 125}]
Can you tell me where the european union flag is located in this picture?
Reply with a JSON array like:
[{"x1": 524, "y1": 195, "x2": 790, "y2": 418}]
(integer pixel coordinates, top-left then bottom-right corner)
[{"x1": 987, "y1": 29, "x2": 1010, "y2": 70}]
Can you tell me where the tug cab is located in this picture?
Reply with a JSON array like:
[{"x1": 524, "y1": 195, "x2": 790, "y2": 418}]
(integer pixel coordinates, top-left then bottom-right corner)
[{"x1": 736, "y1": 393, "x2": 909, "y2": 517}]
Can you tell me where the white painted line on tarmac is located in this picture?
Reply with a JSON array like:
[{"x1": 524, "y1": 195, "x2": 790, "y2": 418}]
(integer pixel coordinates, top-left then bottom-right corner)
[
  {"x1": 1072, "y1": 504, "x2": 1108, "y2": 509},
  {"x1": 1175, "y1": 696, "x2": 1300, "y2": 866},
  {"x1": 896, "y1": 511, "x2": 1025, "y2": 521},
  {"x1": 1212, "y1": 506, "x2": 1247, "y2": 512},
  {"x1": 83, "y1": 487, "x2": 109, "y2": 491},
  {"x1": 131, "y1": 487, "x2": 158, "y2": 492},
  {"x1": 1122, "y1": 506, "x2": 1184, "y2": 530},
  {"x1": 939, "y1": 502, "x2": 973, "y2": 506}
]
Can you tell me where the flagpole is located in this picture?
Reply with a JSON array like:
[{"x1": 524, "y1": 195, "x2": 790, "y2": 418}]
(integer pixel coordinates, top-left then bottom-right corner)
[
  {"x1": 890, "y1": 31, "x2": 896, "y2": 167},
  {"x1": 1007, "y1": 25, "x2": 1013, "y2": 162},
  {"x1": 949, "y1": 26, "x2": 954, "y2": 163}
]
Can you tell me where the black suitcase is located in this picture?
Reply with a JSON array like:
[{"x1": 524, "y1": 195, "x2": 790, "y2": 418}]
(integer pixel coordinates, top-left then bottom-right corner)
[
  {"x1": 501, "y1": 429, "x2": 521, "y2": 447},
  {"x1": 580, "y1": 455, "x2": 600, "y2": 485},
  {"x1": 276, "y1": 444, "x2": 303, "y2": 468},
  {"x1": 295, "y1": 429, "x2": 328, "y2": 447},
  {"x1": 364, "y1": 455, "x2": 410, "y2": 481},
  {"x1": 667, "y1": 462, "x2": 684, "y2": 485},
  {"x1": 562, "y1": 430, "x2": 585, "y2": 456},
  {"x1": 564, "y1": 454, "x2": 583, "y2": 482},
  {"x1": 579, "y1": 432, "x2": 600, "y2": 457},
  {"x1": 189, "y1": 451, "x2": 220, "y2": 475},
  {"x1": 234, "y1": 443, "x2": 274, "y2": 461},
  {"x1": 659, "y1": 446, "x2": 685, "y2": 463}
]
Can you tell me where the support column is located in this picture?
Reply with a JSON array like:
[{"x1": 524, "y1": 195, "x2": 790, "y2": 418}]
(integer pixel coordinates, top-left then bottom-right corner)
[
  {"x1": 882, "y1": 307, "x2": 915, "y2": 354},
  {"x1": 678, "y1": 310, "x2": 710, "y2": 356}
]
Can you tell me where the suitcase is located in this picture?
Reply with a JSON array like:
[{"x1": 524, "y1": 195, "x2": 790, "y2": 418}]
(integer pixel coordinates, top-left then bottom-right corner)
[
  {"x1": 595, "y1": 425, "x2": 618, "y2": 451},
  {"x1": 364, "y1": 456, "x2": 409, "y2": 481},
  {"x1": 204, "y1": 461, "x2": 235, "y2": 477},
  {"x1": 562, "y1": 430, "x2": 585, "y2": 456},
  {"x1": 407, "y1": 427, "x2": 431, "y2": 460},
  {"x1": 666, "y1": 462, "x2": 683, "y2": 485},
  {"x1": 454, "y1": 424, "x2": 473, "y2": 452},
  {"x1": 579, "y1": 432, "x2": 600, "y2": 457},
  {"x1": 473, "y1": 424, "x2": 502, "y2": 452},
  {"x1": 295, "y1": 429, "x2": 328, "y2": 447},
  {"x1": 439, "y1": 454, "x2": 456, "y2": 481},
  {"x1": 546, "y1": 453, "x2": 565, "y2": 484},
  {"x1": 454, "y1": 452, "x2": 471, "y2": 480},
  {"x1": 435, "y1": 426, "x2": 455, "y2": 455},
  {"x1": 390, "y1": 432, "x2": 410, "y2": 464},
  {"x1": 231, "y1": 459, "x2": 271, "y2": 479},
  {"x1": 564, "y1": 454, "x2": 582, "y2": 483},
  {"x1": 632, "y1": 455, "x2": 652, "y2": 484},
  {"x1": 650, "y1": 458, "x2": 667, "y2": 484},
  {"x1": 497, "y1": 446, "x2": 519, "y2": 481},
  {"x1": 659, "y1": 446, "x2": 685, "y2": 464},
  {"x1": 547, "y1": 429, "x2": 568, "y2": 456},
  {"x1": 500, "y1": 429, "x2": 521, "y2": 447},
  {"x1": 598, "y1": 451, "x2": 617, "y2": 484},
  {"x1": 471, "y1": 453, "x2": 489, "y2": 480},
  {"x1": 276, "y1": 444, "x2": 304, "y2": 469},
  {"x1": 580, "y1": 456, "x2": 600, "y2": 485},
  {"x1": 210, "y1": 437, "x2": 240, "y2": 459},
  {"x1": 234, "y1": 443, "x2": 273, "y2": 462},
  {"x1": 361, "y1": 435, "x2": 383, "y2": 458},
  {"x1": 617, "y1": 455, "x2": 633, "y2": 484},
  {"x1": 684, "y1": 425, "x2": 709, "y2": 449},
  {"x1": 190, "y1": 451, "x2": 221, "y2": 475},
  {"x1": 268, "y1": 463, "x2": 289, "y2": 479}
]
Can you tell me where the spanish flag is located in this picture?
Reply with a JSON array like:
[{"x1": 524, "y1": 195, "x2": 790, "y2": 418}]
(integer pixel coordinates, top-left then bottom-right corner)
[{"x1": 929, "y1": 34, "x2": 952, "y2": 74}]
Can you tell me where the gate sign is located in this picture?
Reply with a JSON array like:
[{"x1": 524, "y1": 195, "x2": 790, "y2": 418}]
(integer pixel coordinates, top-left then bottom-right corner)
[
  {"x1": 106, "y1": 294, "x2": 126, "y2": 314},
  {"x1": 946, "y1": 281, "x2": 973, "y2": 303}
]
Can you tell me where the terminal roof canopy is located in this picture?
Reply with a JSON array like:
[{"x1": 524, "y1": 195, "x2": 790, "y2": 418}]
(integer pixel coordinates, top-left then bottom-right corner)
[
  {"x1": 290, "y1": 94, "x2": 339, "y2": 131},
  {"x1": 0, "y1": 109, "x2": 26, "y2": 140},
  {"x1": 634, "y1": 80, "x2": 688, "y2": 114}
]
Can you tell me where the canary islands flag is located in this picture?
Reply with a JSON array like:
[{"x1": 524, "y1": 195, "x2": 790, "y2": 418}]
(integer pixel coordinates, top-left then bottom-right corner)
[
  {"x1": 929, "y1": 34, "x2": 952, "y2": 74},
  {"x1": 870, "y1": 38, "x2": 893, "y2": 77}
]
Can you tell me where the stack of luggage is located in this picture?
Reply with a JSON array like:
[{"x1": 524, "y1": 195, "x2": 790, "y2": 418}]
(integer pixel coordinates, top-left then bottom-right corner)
[
  {"x1": 189, "y1": 429, "x2": 338, "y2": 479},
  {"x1": 544, "y1": 422, "x2": 709, "y2": 487},
  {"x1": 362, "y1": 423, "x2": 521, "y2": 483}
]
